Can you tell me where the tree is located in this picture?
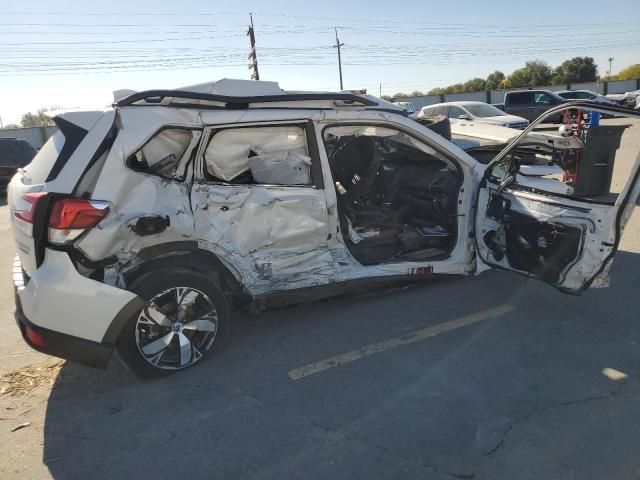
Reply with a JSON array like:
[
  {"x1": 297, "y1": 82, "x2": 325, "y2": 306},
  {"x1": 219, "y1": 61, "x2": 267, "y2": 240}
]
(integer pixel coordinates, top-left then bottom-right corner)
[
  {"x1": 391, "y1": 92, "x2": 409, "y2": 101},
  {"x1": 506, "y1": 68, "x2": 530, "y2": 88},
  {"x1": 462, "y1": 77, "x2": 486, "y2": 92},
  {"x1": 20, "y1": 108, "x2": 55, "y2": 128},
  {"x1": 409, "y1": 90, "x2": 424, "y2": 97},
  {"x1": 552, "y1": 56, "x2": 597, "y2": 84},
  {"x1": 2, "y1": 123, "x2": 20, "y2": 129},
  {"x1": 616, "y1": 64, "x2": 640, "y2": 81},
  {"x1": 486, "y1": 71, "x2": 506, "y2": 90},
  {"x1": 445, "y1": 83, "x2": 465, "y2": 94},
  {"x1": 507, "y1": 60, "x2": 552, "y2": 88}
]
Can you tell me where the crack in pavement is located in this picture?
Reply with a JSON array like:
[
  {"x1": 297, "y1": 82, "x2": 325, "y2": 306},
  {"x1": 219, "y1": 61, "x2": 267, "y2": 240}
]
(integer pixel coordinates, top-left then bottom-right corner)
[
  {"x1": 194, "y1": 383, "x2": 472, "y2": 479},
  {"x1": 471, "y1": 378, "x2": 634, "y2": 478},
  {"x1": 22, "y1": 373, "x2": 640, "y2": 480}
]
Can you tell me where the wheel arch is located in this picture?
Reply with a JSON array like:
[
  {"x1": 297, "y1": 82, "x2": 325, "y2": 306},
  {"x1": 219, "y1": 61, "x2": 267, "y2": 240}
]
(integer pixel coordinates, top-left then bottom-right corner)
[{"x1": 121, "y1": 241, "x2": 251, "y2": 308}]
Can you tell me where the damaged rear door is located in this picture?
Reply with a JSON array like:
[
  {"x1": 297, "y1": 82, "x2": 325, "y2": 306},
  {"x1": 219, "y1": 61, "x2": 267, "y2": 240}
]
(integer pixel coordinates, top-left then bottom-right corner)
[
  {"x1": 191, "y1": 121, "x2": 335, "y2": 295},
  {"x1": 474, "y1": 103, "x2": 640, "y2": 293}
]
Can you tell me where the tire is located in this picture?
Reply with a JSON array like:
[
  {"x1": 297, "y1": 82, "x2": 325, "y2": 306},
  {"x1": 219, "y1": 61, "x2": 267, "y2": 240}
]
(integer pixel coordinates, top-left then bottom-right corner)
[{"x1": 116, "y1": 267, "x2": 231, "y2": 378}]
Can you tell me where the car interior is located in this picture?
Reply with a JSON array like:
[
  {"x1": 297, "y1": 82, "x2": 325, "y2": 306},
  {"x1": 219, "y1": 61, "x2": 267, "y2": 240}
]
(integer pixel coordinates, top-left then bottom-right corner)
[{"x1": 323, "y1": 126, "x2": 461, "y2": 265}]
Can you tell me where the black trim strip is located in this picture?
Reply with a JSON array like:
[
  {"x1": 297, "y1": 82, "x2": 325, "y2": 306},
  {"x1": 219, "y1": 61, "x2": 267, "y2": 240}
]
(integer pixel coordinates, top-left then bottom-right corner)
[
  {"x1": 46, "y1": 116, "x2": 88, "y2": 182},
  {"x1": 101, "y1": 296, "x2": 146, "y2": 345},
  {"x1": 115, "y1": 90, "x2": 378, "y2": 108},
  {"x1": 72, "y1": 116, "x2": 119, "y2": 196},
  {"x1": 305, "y1": 119, "x2": 325, "y2": 189}
]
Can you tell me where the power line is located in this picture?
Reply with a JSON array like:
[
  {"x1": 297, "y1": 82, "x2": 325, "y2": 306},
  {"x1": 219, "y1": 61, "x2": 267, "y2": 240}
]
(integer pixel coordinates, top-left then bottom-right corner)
[{"x1": 2, "y1": 10, "x2": 638, "y2": 29}]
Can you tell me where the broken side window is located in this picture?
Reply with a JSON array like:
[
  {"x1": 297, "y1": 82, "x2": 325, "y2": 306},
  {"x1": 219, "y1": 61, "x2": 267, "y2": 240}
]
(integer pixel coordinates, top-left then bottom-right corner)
[
  {"x1": 203, "y1": 125, "x2": 312, "y2": 185},
  {"x1": 322, "y1": 124, "x2": 461, "y2": 265},
  {"x1": 128, "y1": 128, "x2": 192, "y2": 179}
]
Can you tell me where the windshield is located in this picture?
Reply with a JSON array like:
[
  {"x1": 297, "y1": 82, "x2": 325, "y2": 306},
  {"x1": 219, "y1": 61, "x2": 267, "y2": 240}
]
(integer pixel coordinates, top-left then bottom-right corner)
[{"x1": 464, "y1": 103, "x2": 507, "y2": 118}]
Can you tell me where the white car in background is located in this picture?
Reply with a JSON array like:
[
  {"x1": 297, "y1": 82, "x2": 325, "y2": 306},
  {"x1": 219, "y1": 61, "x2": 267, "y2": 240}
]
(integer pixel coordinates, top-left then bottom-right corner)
[
  {"x1": 418, "y1": 101, "x2": 529, "y2": 129},
  {"x1": 606, "y1": 90, "x2": 640, "y2": 108}
]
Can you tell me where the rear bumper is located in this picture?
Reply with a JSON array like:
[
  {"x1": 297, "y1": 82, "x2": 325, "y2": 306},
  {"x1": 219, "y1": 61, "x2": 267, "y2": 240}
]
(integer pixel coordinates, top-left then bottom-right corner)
[
  {"x1": 12, "y1": 250, "x2": 143, "y2": 368},
  {"x1": 15, "y1": 292, "x2": 113, "y2": 368}
]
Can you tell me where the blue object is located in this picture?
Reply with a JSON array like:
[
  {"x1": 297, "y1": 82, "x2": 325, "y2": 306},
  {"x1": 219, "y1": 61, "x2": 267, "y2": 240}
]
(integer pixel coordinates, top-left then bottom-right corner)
[{"x1": 589, "y1": 110, "x2": 601, "y2": 126}]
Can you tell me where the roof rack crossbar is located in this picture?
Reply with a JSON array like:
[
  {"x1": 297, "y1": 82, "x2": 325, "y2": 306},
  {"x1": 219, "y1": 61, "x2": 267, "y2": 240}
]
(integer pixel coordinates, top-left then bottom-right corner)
[{"x1": 115, "y1": 89, "x2": 378, "y2": 108}]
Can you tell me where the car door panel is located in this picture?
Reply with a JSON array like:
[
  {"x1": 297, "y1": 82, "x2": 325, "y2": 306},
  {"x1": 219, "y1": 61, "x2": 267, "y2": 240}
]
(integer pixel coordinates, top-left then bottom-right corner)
[
  {"x1": 190, "y1": 122, "x2": 335, "y2": 296},
  {"x1": 474, "y1": 103, "x2": 640, "y2": 293},
  {"x1": 476, "y1": 185, "x2": 616, "y2": 291}
]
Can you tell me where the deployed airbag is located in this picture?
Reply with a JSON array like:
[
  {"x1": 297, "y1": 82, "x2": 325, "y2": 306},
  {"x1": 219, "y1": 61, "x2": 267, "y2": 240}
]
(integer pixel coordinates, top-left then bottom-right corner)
[{"x1": 204, "y1": 126, "x2": 310, "y2": 183}]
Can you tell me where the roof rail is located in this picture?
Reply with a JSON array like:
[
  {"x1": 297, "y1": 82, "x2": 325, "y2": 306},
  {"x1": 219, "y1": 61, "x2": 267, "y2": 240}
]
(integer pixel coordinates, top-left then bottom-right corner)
[{"x1": 115, "y1": 89, "x2": 378, "y2": 108}]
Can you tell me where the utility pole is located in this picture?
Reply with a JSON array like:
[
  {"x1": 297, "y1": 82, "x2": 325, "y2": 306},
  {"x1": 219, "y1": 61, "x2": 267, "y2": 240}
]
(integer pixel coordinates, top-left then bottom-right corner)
[
  {"x1": 247, "y1": 13, "x2": 259, "y2": 80},
  {"x1": 379, "y1": 83, "x2": 382, "y2": 97},
  {"x1": 608, "y1": 57, "x2": 614, "y2": 80},
  {"x1": 333, "y1": 27, "x2": 344, "y2": 90}
]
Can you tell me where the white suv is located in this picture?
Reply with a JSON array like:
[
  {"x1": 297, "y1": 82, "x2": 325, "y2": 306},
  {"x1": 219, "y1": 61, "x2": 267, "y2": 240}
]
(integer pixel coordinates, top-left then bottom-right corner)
[{"x1": 9, "y1": 79, "x2": 640, "y2": 377}]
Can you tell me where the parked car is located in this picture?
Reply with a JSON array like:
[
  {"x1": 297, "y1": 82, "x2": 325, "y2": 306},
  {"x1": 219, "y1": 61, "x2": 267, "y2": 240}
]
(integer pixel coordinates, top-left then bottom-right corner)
[
  {"x1": 9, "y1": 79, "x2": 639, "y2": 377},
  {"x1": 606, "y1": 90, "x2": 640, "y2": 109},
  {"x1": 393, "y1": 101, "x2": 417, "y2": 118},
  {"x1": 495, "y1": 89, "x2": 568, "y2": 122},
  {"x1": 0, "y1": 138, "x2": 37, "y2": 190},
  {"x1": 556, "y1": 90, "x2": 618, "y2": 106},
  {"x1": 418, "y1": 101, "x2": 529, "y2": 129}
]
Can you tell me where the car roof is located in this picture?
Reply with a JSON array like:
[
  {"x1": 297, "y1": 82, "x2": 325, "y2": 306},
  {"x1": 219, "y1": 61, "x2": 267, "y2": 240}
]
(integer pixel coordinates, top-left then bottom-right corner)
[
  {"x1": 421, "y1": 101, "x2": 488, "y2": 109},
  {"x1": 114, "y1": 78, "x2": 403, "y2": 114}
]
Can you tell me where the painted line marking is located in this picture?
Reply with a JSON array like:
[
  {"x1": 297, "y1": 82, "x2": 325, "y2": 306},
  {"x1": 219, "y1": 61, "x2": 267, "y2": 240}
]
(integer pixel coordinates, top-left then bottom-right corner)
[{"x1": 288, "y1": 305, "x2": 516, "y2": 381}]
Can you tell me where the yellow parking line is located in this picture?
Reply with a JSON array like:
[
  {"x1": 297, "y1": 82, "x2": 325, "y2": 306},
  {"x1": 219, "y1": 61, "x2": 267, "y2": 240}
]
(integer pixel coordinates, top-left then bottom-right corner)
[{"x1": 288, "y1": 305, "x2": 516, "y2": 381}]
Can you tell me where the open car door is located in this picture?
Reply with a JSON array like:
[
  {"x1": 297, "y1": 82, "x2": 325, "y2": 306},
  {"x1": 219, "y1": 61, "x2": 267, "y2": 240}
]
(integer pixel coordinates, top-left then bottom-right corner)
[{"x1": 474, "y1": 102, "x2": 640, "y2": 294}]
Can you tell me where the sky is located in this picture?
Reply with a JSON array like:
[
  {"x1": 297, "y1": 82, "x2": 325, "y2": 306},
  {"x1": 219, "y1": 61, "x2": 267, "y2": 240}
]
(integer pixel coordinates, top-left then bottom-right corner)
[{"x1": 1, "y1": 0, "x2": 639, "y2": 126}]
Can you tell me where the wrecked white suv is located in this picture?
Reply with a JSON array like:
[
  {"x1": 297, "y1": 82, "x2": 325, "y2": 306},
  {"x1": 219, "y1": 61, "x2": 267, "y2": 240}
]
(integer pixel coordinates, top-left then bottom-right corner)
[{"x1": 9, "y1": 79, "x2": 640, "y2": 376}]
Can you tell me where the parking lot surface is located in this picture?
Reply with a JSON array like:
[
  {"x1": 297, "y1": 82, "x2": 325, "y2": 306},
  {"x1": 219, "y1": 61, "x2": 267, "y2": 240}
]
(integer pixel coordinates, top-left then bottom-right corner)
[{"x1": 0, "y1": 121, "x2": 639, "y2": 479}]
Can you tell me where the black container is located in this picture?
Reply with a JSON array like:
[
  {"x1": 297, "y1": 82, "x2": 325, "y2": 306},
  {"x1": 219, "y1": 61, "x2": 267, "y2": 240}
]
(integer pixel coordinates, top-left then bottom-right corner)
[{"x1": 573, "y1": 125, "x2": 627, "y2": 197}]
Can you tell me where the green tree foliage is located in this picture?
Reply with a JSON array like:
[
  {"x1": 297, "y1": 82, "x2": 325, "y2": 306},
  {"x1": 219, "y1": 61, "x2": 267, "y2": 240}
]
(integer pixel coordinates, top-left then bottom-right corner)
[
  {"x1": 507, "y1": 60, "x2": 553, "y2": 88},
  {"x1": 426, "y1": 87, "x2": 446, "y2": 95},
  {"x1": 388, "y1": 57, "x2": 639, "y2": 100},
  {"x1": 2, "y1": 123, "x2": 21, "y2": 129},
  {"x1": 485, "y1": 71, "x2": 506, "y2": 90},
  {"x1": 462, "y1": 77, "x2": 486, "y2": 92},
  {"x1": 20, "y1": 108, "x2": 56, "y2": 128},
  {"x1": 552, "y1": 56, "x2": 597, "y2": 84},
  {"x1": 616, "y1": 64, "x2": 640, "y2": 81}
]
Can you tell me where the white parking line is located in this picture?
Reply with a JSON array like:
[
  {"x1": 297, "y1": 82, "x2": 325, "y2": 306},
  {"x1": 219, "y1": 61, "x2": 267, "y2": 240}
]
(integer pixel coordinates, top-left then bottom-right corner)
[{"x1": 288, "y1": 305, "x2": 516, "y2": 381}]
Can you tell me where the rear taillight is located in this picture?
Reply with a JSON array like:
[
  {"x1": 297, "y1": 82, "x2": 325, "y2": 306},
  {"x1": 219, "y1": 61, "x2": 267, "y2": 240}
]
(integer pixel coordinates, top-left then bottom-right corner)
[
  {"x1": 13, "y1": 192, "x2": 47, "y2": 224},
  {"x1": 48, "y1": 198, "x2": 110, "y2": 244}
]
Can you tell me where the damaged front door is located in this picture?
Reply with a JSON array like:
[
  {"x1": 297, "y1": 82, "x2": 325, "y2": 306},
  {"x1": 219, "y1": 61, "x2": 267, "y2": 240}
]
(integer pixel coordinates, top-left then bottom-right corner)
[
  {"x1": 191, "y1": 121, "x2": 335, "y2": 295},
  {"x1": 474, "y1": 104, "x2": 640, "y2": 293}
]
